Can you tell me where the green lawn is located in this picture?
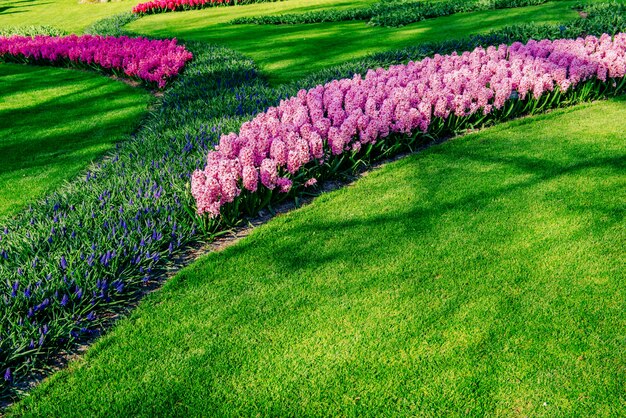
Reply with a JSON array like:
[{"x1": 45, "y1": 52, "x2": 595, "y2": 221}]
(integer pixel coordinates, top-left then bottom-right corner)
[
  {"x1": 10, "y1": 98, "x2": 625, "y2": 417},
  {"x1": 2, "y1": 0, "x2": 625, "y2": 415},
  {"x1": 0, "y1": 0, "x2": 377, "y2": 34},
  {"x1": 0, "y1": 64, "x2": 149, "y2": 218},
  {"x1": 128, "y1": 0, "x2": 581, "y2": 84},
  {"x1": 0, "y1": 0, "x2": 141, "y2": 33}
]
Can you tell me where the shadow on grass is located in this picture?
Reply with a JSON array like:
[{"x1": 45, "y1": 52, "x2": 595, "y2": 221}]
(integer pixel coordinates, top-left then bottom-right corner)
[
  {"x1": 133, "y1": 1, "x2": 579, "y2": 84},
  {"x1": 213, "y1": 139, "x2": 626, "y2": 280},
  {"x1": 0, "y1": 64, "x2": 148, "y2": 217}
]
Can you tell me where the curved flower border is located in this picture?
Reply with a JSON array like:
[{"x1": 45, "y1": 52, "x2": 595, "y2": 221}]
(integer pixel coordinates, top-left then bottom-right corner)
[
  {"x1": 192, "y1": 33, "x2": 626, "y2": 217},
  {"x1": 133, "y1": 0, "x2": 262, "y2": 15},
  {"x1": 0, "y1": 35, "x2": 193, "y2": 88}
]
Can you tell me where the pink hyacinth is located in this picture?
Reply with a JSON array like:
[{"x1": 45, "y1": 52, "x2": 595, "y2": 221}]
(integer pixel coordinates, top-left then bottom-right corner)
[
  {"x1": 133, "y1": 0, "x2": 230, "y2": 14},
  {"x1": 0, "y1": 34, "x2": 193, "y2": 88},
  {"x1": 192, "y1": 33, "x2": 626, "y2": 218}
]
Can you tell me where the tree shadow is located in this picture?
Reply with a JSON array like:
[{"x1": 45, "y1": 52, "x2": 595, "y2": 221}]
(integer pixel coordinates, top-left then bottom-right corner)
[
  {"x1": 217, "y1": 147, "x2": 625, "y2": 279},
  {"x1": 0, "y1": 64, "x2": 148, "y2": 216},
  {"x1": 136, "y1": 0, "x2": 578, "y2": 85}
]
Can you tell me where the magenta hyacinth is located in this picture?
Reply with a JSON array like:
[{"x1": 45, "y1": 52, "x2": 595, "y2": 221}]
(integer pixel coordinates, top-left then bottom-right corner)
[
  {"x1": 0, "y1": 34, "x2": 193, "y2": 88},
  {"x1": 133, "y1": 0, "x2": 230, "y2": 14},
  {"x1": 191, "y1": 33, "x2": 626, "y2": 218}
]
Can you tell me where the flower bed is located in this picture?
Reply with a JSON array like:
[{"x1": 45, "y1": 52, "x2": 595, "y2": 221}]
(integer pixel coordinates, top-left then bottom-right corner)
[
  {"x1": 0, "y1": 35, "x2": 193, "y2": 88},
  {"x1": 192, "y1": 33, "x2": 626, "y2": 217},
  {"x1": 132, "y1": 0, "x2": 276, "y2": 15},
  {"x1": 229, "y1": 0, "x2": 548, "y2": 27},
  {"x1": 1, "y1": 4, "x2": 625, "y2": 398}
]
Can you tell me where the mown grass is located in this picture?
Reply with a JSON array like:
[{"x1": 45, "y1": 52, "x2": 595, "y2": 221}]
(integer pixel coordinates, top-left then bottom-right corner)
[
  {"x1": 0, "y1": 0, "x2": 378, "y2": 34},
  {"x1": 0, "y1": 0, "x2": 141, "y2": 33},
  {"x1": 0, "y1": 64, "x2": 149, "y2": 218},
  {"x1": 128, "y1": 0, "x2": 582, "y2": 84},
  {"x1": 9, "y1": 97, "x2": 625, "y2": 417}
]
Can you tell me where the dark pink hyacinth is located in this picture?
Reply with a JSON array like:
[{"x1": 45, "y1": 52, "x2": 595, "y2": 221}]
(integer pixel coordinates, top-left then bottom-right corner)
[
  {"x1": 191, "y1": 34, "x2": 626, "y2": 218},
  {"x1": 0, "y1": 34, "x2": 193, "y2": 88},
  {"x1": 133, "y1": 0, "x2": 229, "y2": 14}
]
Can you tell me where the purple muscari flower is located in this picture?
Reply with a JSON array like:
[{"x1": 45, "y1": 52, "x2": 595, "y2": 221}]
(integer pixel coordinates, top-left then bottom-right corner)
[
  {"x1": 75, "y1": 288, "x2": 83, "y2": 300},
  {"x1": 59, "y1": 255, "x2": 67, "y2": 270},
  {"x1": 29, "y1": 339, "x2": 35, "y2": 349},
  {"x1": 71, "y1": 231, "x2": 76, "y2": 239},
  {"x1": 42, "y1": 324, "x2": 49, "y2": 335},
  {"x1": 86, "y1": 311, "x2": 96, "y2": 321},
  {"x1": 17, "y1": 268, "x2": 23, "y2": 276},
  {"x1": 24, "y1": 286, "x2": 31, "y2": 299},
  {"x1": 46, "y1": 273, "x2": 52, "y2": 281},
  {"x1": 4, "y1": 368, "x2": 11, "y2": 383},
  {"x1": 11, "y1": 281, "x2": 19, "y2": 297},
  {"x1": 47, "y1": 236, "x2": 53, "y2": 244},
  {"x1": 39, "y1": 335, "x2": 44, "y2": 347},
  {"x1": 113, "y1": 281, "x2": 124, "y2": 293},
  {"x1": 60, "y1": 294, "x2": 69, "y2": 307}
]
